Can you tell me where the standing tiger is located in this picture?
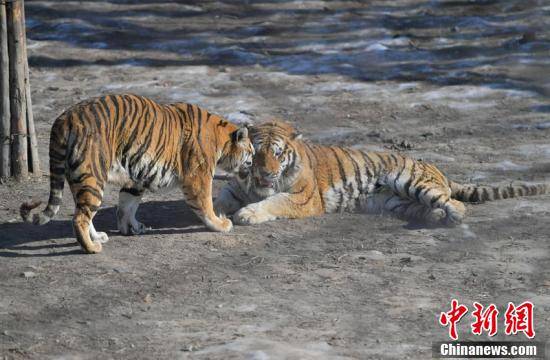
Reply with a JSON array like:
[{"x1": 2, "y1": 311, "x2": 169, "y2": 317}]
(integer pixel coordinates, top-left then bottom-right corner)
[
  {"x1": 214, "y1": 121, "x2": 549, "y2": 226},
  {"x1": 21, "y1": 94, "x2": 254, "y2": 254}
]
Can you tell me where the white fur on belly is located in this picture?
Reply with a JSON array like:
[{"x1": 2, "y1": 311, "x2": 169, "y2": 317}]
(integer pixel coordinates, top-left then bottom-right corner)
[{"x1": 108, "y1": 156, "x2": 179, "y2": 192}]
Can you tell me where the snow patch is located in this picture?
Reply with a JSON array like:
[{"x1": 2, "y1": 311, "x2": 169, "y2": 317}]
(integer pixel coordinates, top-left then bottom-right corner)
[
  {"x1": 308, "y1": 128, "x2": 357, "y2": 142},
  {"x1": 515, "y1": 144, "x2": 550, "y2": 158},
  {"x1": 226, "y1": 111, "x2": 255, "y2": 125},
  {"x1": 313, "y1": 82, "x2": 370, "y2": 93},
  {"x1": 469, "y1": 172, "x2": 488, "y2": 182},
  {"x1": 493, "y1": 160, "x2": 528, "y2": 171},
  {"x1": 195, "y1": 338, "x2": 350, "y2": 360},
  {"x1": 366, "y1": 43, "x2": 388, "y2": 51},
  {"x1": 397, "y1": 82, "x2": 419, "y2": 91},
  {"x1": 460, "y1": 224, "x2": 477, "y2": 240},
  {"x1": 101, "y1": 80, "x2": 157, "y2": 91}
]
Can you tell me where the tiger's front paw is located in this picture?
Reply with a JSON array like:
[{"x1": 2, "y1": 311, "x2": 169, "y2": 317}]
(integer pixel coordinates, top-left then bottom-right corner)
[
  {"x1": 233, "y1": 204, "x2": 273, "y2": 225},
  {"x1": 218, "y1": 217, "x2": 233, "y2": 232},
  {"x1": 131, "y1": 222, "x2": 149, "y2": 235},
  {"x1": 119, "y1": 221, "x2": 149, "y2": 236},
  {"x1": 205, "y1": 215, "x2": 233, "y2": 232}
]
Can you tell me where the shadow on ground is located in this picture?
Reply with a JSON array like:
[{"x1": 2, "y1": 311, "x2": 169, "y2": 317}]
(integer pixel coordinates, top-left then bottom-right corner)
[{"x1": 0, "y1": 200, "x2": 204, "y2": 257}]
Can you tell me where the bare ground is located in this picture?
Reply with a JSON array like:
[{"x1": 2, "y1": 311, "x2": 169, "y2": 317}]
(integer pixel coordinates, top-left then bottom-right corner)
[{"x1": 1, "y1": 1, "x2": 550, "y2": 359}]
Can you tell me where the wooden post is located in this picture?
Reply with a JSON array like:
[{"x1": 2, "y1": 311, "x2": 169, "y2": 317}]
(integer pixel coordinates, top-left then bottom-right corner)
[
  {"x1": 7, "y1": 0, "x2": 28, "y2": 180},
  {"x1": 0, "y1": 2, "x2": 10, "y2": 178},
  {"x1": 0, "y1": 0, "x2": 39, "y2": 181}
]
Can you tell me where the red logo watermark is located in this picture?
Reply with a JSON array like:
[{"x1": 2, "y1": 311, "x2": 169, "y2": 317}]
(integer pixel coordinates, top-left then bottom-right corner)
[
  {"x1": 439, "y1": 300, "x2": 535, "y2": 340},
  {"x1": 471, "y1": 302, "x2": 499, "y2": 337},
  {"x1": 504, "y1": 301, "x2": 535, "y2": 339},
  {"x1": 439, "y1": 299, "x2": 469, "y2": 340}
]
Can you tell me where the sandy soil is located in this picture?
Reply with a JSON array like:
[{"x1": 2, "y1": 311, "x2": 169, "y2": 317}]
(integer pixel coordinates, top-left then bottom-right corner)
[{"x1": 1, "y1": 1, "x2": 549, "y2": 359}]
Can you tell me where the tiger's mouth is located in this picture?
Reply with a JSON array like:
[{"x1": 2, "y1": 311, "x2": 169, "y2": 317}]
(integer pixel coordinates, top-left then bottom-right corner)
[{"x1": 255, "y1": 177, "x2": 275, "y2": 188}]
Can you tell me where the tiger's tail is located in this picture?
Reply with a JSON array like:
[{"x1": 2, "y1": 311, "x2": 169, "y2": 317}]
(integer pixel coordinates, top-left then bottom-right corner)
[
  {"x1": 450, "y1": 180, "x2": 549, "y2": 203},
  {"x1": 20, "y1": 117, "x2": 69, "y2": 225}
]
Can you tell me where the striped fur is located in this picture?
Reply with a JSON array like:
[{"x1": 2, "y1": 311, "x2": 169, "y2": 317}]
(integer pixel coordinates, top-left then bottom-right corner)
[
  {"x1": 21, "y1": 94, "x2": 254, "y2": 253},
  {"x1": 215, "y1": 121, "x2": 548, "y2": 226}
]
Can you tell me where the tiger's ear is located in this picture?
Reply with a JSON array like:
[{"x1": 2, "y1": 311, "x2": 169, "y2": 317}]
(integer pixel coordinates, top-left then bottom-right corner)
[{"x1": 232, "y1": 126, "x2": 249, "y2": 143}]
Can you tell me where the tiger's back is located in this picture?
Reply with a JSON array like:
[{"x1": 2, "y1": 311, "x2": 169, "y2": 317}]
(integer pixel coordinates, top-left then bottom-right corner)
[
  {"x1": 279, "y1": 142, "x2": 466, "y2": 224},
  {"x1": 57, "y1": 94, "x2": 207, "y2": 190}
]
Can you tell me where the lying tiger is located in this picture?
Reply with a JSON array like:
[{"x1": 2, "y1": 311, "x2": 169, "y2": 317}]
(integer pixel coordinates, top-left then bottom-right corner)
[
  {"x1": 215, "y1": 121, "x2": 548, "y2": 226},
  {"x1": 21, "y1": 94, "x2": 254, "y2": 254}
]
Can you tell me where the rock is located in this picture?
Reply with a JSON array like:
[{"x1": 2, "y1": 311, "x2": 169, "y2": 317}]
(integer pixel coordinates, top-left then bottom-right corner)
[
  {"x1": 519, "y1": 32, "x2": 536, "y2": 44},
  {"x1": 113, "y1": 268, "x2": 130, "y2": 273},
  {"x1": 359, "y1": 250, "x2": 385, "y2": 261},
  {"x1": 143, "y1": 293, "x2": 153, "y2": 304},
  {"x1": 181, "y1": 344, "x2": 199, "y2": 352},
  {"x1": 21, "y1": 271, "x2": 36, "y2": 279}
]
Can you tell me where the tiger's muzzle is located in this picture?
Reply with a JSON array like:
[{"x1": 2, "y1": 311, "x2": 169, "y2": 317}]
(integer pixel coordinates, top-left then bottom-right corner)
[{"x1": 254, "y1": 169, "x2": 278, "y2": 188}]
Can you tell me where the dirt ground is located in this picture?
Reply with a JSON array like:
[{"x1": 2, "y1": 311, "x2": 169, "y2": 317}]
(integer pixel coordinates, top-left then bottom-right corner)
[{"x1": 1, "y1": 1, "x2": 549, "y2": 359}]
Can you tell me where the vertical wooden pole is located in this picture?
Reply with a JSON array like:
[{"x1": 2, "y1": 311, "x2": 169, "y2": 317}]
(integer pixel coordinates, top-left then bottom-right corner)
[
  {"x1": 21, "y1": 2, "x2": 38, "y2": 174},
  {"x1": 0, "y1": 3, "x2": 10, "y2": 178},
  {"x1": 7, "y1": 0, "x2": 28, "y2": 180}
]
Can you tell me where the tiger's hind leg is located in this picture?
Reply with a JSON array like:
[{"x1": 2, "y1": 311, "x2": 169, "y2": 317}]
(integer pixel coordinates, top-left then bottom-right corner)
[
  {"x1": 441, "y1": 198, "x2": 466, "y2": 225},
  {"x1": 395, "y1": 184, "x2": 465, "y2": 225},
  {"x1": 366, "y1": 190, "x2": 447, "y2": 225},
  {"x1": 69, "y1": 174, "x2": 106, "y2": 254},
  {"x1": 117, "y1": 187, "x2": 147, "y2": 235},
  {"x1": 383, "y1": 161, "x2": 466, "y2": 226},
  {"x1": 89, "y1": 222, "x2": 109, "y2": 244},
  {"x1": 409, "y1": 184, "x2": 466, "y2": 226},
  {"x1": 399, "y1": 186, "x2": 465, "y2": 226}
]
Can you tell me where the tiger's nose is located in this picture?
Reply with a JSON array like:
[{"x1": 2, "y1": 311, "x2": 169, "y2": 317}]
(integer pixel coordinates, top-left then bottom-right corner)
[{"x1": 244, "y1": 159, "x2": 252, "y2": 167}]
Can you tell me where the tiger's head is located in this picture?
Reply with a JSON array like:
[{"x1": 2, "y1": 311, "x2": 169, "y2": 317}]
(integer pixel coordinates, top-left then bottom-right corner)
[
  {"x1": 219, "y1": 125, "x2": 255, "y2": 174},
  {"x1": 247, "y1": 121, "x2": 303, "y2": 196}
]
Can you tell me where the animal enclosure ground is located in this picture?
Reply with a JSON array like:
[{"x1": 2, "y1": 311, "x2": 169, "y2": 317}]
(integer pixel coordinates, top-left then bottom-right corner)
[{"x1": 1, "y1": 1, "x2": 549, "y2": 359}]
